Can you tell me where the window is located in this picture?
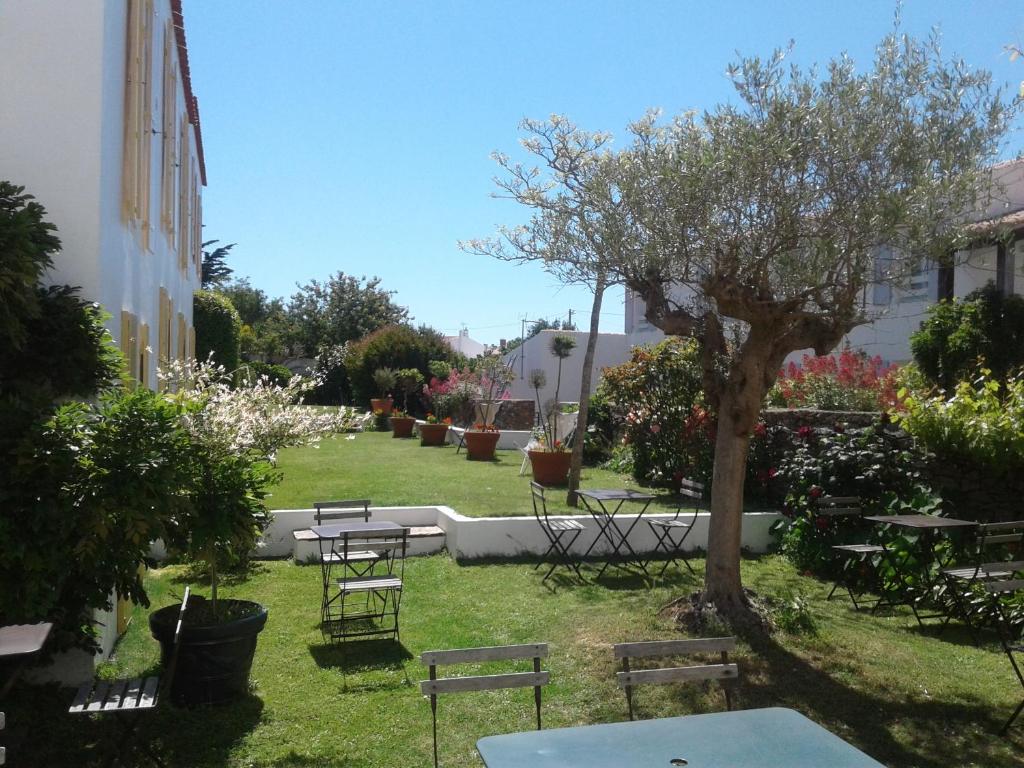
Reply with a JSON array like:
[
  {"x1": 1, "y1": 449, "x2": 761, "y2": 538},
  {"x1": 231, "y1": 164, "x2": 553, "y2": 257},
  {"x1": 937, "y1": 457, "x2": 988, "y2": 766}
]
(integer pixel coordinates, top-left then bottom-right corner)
[
  {"x1": 177, "y1": 312, "x2": 187, "y2": 361},
  {"x1": 120, "y1": 310, "x2": 139, "y2": 387},
  {"x1": 160, "y1": 20, "x2": 178, "y2": 243},
  {"x1": 122, "y1": 0, "x2": 154, "y2": 247}
]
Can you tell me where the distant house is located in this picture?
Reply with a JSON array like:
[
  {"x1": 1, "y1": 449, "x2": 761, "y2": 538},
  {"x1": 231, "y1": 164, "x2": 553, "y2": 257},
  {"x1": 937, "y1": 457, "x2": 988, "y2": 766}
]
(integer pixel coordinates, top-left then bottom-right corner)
[
  {"x1": 0, "y1": 0, "x2": 207, "y2": 679},
  {"x1": 625, "y1": 159, "x2": 1024, "y2": 364},
  {"x1": 446, "y1": 328, "x2": 487, "y2": 358},
  {"x1": 0, "y1": 0, "x2": 206, "y2": 391}
]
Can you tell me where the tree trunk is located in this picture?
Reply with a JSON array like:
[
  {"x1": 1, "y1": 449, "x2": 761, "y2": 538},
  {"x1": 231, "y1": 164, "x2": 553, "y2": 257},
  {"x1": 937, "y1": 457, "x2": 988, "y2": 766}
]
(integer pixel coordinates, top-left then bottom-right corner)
[
  {"x1": 567, "y1": 273, "x2": 606, "y2": 506},
  {"x1": 703, "y1": 402, "x2": 751, "y2": 611}
]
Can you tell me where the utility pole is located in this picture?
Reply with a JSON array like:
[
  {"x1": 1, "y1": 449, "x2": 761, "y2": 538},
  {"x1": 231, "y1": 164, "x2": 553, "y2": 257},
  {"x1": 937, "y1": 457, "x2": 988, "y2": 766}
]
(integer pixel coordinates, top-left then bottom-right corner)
[
  {"x1": 519, "y1": 316, "x2": 540, "y2": 378},
  {"x1": 567, "y1": 308, "x2": 574, "y2": 328}
]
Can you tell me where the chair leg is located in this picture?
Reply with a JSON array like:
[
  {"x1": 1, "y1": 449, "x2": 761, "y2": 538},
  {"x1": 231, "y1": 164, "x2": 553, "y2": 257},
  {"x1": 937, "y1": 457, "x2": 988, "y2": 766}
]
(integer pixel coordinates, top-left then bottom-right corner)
[{"x1": 1001, "y1": 697, "x2": 1024, "y2": 735}]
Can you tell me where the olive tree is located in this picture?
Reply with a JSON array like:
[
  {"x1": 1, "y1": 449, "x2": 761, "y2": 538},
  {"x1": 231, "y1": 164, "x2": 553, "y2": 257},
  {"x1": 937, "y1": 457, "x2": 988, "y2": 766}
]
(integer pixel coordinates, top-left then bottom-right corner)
[{"x1": 473, "y1": 30, "x2": 1016, "y2": 619}]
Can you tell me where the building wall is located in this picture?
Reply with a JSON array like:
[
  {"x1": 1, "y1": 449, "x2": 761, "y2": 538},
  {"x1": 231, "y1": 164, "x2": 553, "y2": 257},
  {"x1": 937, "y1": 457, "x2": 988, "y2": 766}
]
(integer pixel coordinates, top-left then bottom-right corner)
[
  {"x1": 503, "y1": 329, "x2": 631, "y2": 405},
  {"x1": 0, "y1": 0, "x2": 203, "y2": 389}
]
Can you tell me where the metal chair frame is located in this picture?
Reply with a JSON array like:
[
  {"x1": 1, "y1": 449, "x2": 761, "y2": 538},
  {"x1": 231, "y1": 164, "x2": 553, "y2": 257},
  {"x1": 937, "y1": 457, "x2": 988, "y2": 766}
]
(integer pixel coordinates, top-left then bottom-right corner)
[
  {"x1": 420, "y1": 643, "x2": 549, "y2": 768},
  {"x1": 942, "y1": 521, "x2": 1024, "y2": 642},
  {"x1": 986, "y1": 578, "x2": 1024, "y2": 735},
  {"x1": 645, "y1": 478, "x2": 704, "y2": 577},
  {"x1": 820, "y1": 496, "x2": 888, "y2": 611},
  {"x1": 530, "y1": 482, "x2": 584, "y2": 582},
  {"x1": 319, "y1": 527, "x2": 407, "y2": 645},
  {"x1": 69, "y1": 588, "x2": 191, "y2": 768},
  {"x1": 613, "y1": 637, "x2": 738, "y2": 721}
]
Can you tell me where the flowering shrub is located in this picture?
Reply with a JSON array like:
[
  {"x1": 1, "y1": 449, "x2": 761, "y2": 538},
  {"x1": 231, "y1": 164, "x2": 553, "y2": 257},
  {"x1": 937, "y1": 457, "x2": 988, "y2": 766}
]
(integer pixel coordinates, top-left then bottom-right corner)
[
  {"x1": 772, "y1": 421, "x2": 927, "y2": 573},
  {"x1": 422, "y1": 366, "x2": 478, "y2": 421},
  {"x1": 769, "y1": 349, "x2": 901, "y2": 411},
  {"x1": 160, "y1": 359, "x2": 357, "y2": 608},
  {"x1": 598, "y1": 338, "x2": 706, "y2": 489}
]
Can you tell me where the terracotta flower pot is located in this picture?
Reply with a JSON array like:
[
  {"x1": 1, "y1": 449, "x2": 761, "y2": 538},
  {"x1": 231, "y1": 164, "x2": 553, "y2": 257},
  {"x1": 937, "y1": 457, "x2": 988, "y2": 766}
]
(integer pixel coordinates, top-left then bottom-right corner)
[
  {"x1": 391, "y1": 416, "x2": 415, "y2": 438},
  {"x1": 370, "y1": 397, "x2": 393, "y2": 415},
  {"x1": 529, "y1": 449, "x2": 572, "y2": 486},
  {"x1": 419, "y1": 423, "x2": 449, "y2": 446},
  {"x1": 464, "y1": 430, "x2": 500, "y2": 460}
]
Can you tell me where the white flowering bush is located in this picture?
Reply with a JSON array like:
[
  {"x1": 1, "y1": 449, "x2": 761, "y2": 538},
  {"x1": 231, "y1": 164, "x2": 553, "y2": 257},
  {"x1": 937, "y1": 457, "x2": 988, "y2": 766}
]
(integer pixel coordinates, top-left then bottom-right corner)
[{"x1": 158, "y1": 358, "x2": 359, "y2": 610}]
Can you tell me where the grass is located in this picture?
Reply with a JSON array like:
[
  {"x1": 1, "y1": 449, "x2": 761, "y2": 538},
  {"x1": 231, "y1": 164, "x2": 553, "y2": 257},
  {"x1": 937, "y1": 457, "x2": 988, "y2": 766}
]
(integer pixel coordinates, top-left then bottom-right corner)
[
  {"x1": 267, "y1": 430, "x2": 667, "y2": 516},
  {"x1": 9, "y1": 555, "x2": 1023, "y2": 767}
]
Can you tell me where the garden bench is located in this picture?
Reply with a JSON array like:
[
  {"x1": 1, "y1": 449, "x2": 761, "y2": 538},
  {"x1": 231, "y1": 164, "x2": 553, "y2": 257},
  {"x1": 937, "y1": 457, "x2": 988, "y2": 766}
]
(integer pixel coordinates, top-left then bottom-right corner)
[
  {"x1": 69, "y1": 587, "x2": 190, "y2": 767},
  {"x1": 645, "y1": 477, "x2": 704, "y2": 577},
  {"x1": 421, "y1": 643, "x2": 550, "y2": 768},
  {"x1": 613, "y1": 637, "x2": 738, "y2": 720}
]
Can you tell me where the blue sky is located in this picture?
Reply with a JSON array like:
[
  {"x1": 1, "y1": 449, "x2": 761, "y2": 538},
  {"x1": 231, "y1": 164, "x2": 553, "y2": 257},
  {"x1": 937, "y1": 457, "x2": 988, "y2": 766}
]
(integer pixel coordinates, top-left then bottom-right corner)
[{"x1": 183, "y1": 1, "x2": 1024, "y2": 345}]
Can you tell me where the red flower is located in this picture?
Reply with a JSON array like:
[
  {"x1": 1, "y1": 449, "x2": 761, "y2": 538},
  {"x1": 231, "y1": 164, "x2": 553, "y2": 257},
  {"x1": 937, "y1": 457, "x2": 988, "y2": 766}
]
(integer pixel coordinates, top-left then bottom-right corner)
[
  {"x1": 754, "y1": 422, "x2": 767, "y2": 438},
  {"x1": 809, "y1": 485, "x2": 823, "y2": 500},
  {"x1": 768, "y1": 467, "x2": 777, "y2": 478},
  {"x1": 798, "y1": 426, "x2": 813, "y2": 439},
  {"x1": 815, "y1": 515, "x2": 829, "y2": 532}
]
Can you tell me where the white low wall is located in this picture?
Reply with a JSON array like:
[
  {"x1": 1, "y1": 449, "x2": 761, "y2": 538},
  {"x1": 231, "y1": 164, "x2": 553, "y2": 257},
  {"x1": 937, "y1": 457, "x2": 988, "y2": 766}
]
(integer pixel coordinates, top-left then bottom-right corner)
[
  {"x1": 263, "y1": 504, "x2": 784, "y2": 561},
  {"x1": 446, "y1": 427, "x2": 533, "y2": 451}
]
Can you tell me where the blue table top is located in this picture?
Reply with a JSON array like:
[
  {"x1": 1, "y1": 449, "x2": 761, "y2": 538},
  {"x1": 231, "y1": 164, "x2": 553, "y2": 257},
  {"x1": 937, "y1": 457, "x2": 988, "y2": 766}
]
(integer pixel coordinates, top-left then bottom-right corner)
[{"x1": 476, "y1": 708, "x2": 885, "y2": 768}]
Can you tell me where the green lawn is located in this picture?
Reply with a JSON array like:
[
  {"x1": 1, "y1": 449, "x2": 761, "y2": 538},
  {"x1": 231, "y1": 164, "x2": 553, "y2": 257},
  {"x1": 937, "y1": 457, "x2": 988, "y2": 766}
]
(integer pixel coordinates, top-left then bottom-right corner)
[
  {"x1": 9, "y1": 556, "x2": 1023, "y2": 767},
  {"x1": 267, "y1": 430, "x2": 666, "y2": 516}
]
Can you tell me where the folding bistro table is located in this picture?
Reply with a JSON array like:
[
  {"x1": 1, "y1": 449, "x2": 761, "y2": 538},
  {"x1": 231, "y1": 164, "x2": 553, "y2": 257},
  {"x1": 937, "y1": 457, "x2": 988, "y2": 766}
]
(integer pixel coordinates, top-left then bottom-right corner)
[
  {"x1": 864, "y1": 513, "x2": 978, "y2": 625},
  {"x1": 477, "y1": 707, "x2": 885, "y2": 768},
  {"x1": 0, "y1": 622, "x2": 52, "y2": 697},
  {"x1": 576, "y1": 489, "x2": 655, "y2": 579}
]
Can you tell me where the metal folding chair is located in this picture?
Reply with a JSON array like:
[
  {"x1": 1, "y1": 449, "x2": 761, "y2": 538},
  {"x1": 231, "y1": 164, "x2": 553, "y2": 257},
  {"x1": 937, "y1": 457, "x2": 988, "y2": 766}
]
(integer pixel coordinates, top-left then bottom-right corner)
[
  {"x1": 986, "y1": 578, "x2": 1024, "y2": 735},
  {"x1": 821, "y1": 496, "x2": 887, "y2": 611},
  {"x1": 942, "y1": 521, "x2": 1024, "y2": 642},
  {"x1": 646, "y1": 477, "x2": 704, "y2": 577},
  {"x1": 320, "y1": 524, "x2": 407, "y2": 645},
  {"x1": 420, "y1": 643, "x2": 549, "y2": 768},
  {"x1": 70, "y1": 588, "x2": 191, "y2": 768},
  {"x1": 530, "y1": 482, "x2": 584, "y2": 581},
  {"x1": 313, "y1": 500, "x2": 379, "y2": 621},
  {"x1": 613, "y1": 636, "x2": 738, "y2": 720}
]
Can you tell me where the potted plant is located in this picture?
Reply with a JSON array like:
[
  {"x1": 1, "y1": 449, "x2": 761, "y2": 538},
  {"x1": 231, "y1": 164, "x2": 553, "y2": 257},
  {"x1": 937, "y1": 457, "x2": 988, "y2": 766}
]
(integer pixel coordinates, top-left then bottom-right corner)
[
  {"x1": 150, "y1": 361, "x2": 351, "y2": 706},
  {"x1": 419, "y1": 413, "x2": 451, "y2": 446},
  {"x1": 464, "y1": 355, "x2": 516, "y2": 461},
  {"x1": 370, "y1": 367, "x2": 397, "y2": 415},
  {"x1": 528, "y1": 334, "x2": 577, "y2": 485},
  {"x1": 390, "y1": 368, "x2": 423, "y2": 438}
]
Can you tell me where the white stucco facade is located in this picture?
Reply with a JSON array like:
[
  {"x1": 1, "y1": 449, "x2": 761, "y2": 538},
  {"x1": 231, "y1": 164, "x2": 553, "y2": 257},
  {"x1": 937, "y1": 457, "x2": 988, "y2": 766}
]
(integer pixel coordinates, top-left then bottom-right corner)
[
  {"x1": 625, "y1": 160, "x2": 1024, "y2": 365},
  {"x1": 0, "y1": 0, "x2": 207, "y2": 679},
  {"x1": 0, "y1": 0, "x2": 205, "y2": 388},
  {"x1": 503, "y1": 329, "x2": 631, "y2": 405}
]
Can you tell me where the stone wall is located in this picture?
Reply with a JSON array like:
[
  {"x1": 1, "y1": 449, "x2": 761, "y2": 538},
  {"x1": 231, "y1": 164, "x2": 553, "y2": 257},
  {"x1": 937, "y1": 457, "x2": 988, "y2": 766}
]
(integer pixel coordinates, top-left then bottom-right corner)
[
  {"x1": 762, "y1": 408, "x2": 881, "y2": 430},
  {"x1": 494, "y1": 399, "x2": 535, "y2": 430}
]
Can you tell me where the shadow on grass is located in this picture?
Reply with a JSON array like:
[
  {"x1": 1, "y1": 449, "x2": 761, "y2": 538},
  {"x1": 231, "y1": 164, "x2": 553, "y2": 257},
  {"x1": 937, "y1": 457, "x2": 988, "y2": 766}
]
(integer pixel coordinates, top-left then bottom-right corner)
[
  {"x1": 166, "y1": 559, "x2": 272, "y2": 589},
  {"x1": 309, "y1": 638, "x2": 413, "y2": 673},
  {"x1": 8, "y1": 685, "x2": 264, "y2": 768},
  {"x1": 734, "y1": 631, "x2": 1022, "y2": 767}
]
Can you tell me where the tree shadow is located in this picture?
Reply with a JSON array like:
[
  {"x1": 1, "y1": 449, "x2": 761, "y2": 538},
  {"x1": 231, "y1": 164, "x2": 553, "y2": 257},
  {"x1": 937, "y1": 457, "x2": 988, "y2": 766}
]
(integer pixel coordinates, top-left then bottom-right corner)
[
  {"x1": 735, "y1": 630, "x2": 1022, "y2": 767},
  {"x1": 167, "y1": 559, "x2": 271, "y2": 588},
  {"x1": 309, "y1": 638, "x2": 413, "y2": 674}
]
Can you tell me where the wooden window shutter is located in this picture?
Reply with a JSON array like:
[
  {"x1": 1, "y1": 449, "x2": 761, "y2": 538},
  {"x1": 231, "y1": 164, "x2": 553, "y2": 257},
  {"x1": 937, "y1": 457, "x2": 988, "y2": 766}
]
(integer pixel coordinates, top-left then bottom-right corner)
[
  {"x1": 177, "y1": 312, "x2": 187, "y2": 361},
  {"x1": 178, "y1": 116, "x2": 190, "y2": 271},
  {"x1": 188, "y1": 326, "x2": 196, "y2": 361},
  {"x1": 139, "y1": 323, "x2": 150, "y2": 389},
  {"x1": 160, "y1": 20, "x2": 176, "y2": 237},
  {"x1": 138, "y1": 0, "x2": 154, "y2": 250},
  {"x1": 122, "y1": 0, "x2": 142, "y2": 221}
]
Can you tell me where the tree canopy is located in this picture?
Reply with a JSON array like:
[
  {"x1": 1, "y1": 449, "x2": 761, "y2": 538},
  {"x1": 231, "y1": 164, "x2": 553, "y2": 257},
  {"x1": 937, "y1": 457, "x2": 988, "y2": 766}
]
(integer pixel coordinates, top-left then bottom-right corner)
[{"x1": 471, "y1": 28, "x2": 1017, "y2": 618}]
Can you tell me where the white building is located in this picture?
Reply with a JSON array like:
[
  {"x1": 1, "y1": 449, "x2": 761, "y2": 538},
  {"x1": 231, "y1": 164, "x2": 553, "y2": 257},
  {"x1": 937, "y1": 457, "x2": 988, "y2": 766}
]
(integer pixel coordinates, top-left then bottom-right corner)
[
  {"x1": 625, "y1": 159, "x2": 1024, "y2": 364},
  {"x1": 0, "y1": 0, "x2": 205, "y2": 391},
  {"x1": 0, "y1": 0, "x2": 206, "y2": 678},
  {"x1": 503, "y1": 329, "x2": 631, "y2": 406},
  {"x1": 445, "y1": 327, "x2": 487, "y2": 358}
]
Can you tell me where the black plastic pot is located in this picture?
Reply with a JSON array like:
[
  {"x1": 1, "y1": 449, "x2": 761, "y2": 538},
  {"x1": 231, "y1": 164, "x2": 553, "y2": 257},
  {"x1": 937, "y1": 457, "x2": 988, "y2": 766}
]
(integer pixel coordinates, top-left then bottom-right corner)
[{"x1": 149, "y1": 598, "x2": 268, "y2": 707}]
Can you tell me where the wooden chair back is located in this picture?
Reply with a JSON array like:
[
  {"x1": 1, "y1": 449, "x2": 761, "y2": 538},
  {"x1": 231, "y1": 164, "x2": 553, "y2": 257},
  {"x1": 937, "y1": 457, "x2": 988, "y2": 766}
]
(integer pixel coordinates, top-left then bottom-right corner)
[
  {"x1": 813, "y1": 495, "x2": 863, "y2": 518},
  {"x1": 421, "y1": 643, "x2": 550, "y2": 768},
  {"x1": 613, "y1": 637, "x2": 738, "y2": 720},
  {"x1": 977, "y1": 521, "x2": 1024, "y2": 556},
  {"x1": 530, "y1": 482, "x2": 550, "y2": 524},
  {"x1": 313, "y1": 499, "x2": 370, "y2": 526}
]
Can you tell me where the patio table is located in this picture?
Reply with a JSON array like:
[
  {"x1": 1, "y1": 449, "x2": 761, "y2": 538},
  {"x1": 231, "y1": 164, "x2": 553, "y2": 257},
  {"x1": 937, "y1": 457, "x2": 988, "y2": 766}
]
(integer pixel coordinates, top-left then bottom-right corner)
[
  {"x1": 476, "y1": 707, "x2": 884, "y2": 768},
  {"x1": 0, "y1": 622, "x2": 52, "y2": 697},
  {"x1": 576, "y1": 488, "x2": 655, "y2": 579},
  {"x1": 864, "y1": 513, "x2": 977, "y2": 624}
]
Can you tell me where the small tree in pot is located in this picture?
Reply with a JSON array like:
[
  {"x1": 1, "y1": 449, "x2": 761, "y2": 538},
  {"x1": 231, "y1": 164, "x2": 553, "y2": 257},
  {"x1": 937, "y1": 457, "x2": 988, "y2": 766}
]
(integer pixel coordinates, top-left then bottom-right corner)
[
  {"x1": 151, "y1": 361, "x2": 357, "y2": 705},
  {"x1": 465, "y1": 355, "x2": 516, "y2": 460},
  {"x1": 371, "y1": 367, "x2": 397, "y2": 414},
  {"x1": 528, "y1": 334, "x2": 577, "y2": 484}
]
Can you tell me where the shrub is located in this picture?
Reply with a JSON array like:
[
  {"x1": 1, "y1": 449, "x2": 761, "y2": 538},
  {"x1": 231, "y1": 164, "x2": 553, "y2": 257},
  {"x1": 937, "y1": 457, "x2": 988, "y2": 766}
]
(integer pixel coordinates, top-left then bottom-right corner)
[
  {"x1": 768, "y1": 349, "x2": 900, "y2": 411},
  {"x1": 911, "y1": 282, "x2": 1024, "y2": 390},
  {"x1": 239, "y1": 360, "x2": 295, "y2": 387},
  {"x1": 193, "y1": 290, "x2": 242, "y2": 373},
  {"x1": 0, "y1": 181, "x2": 61, "y2": 351},
  {"x1": 422, "y1": 365, "x2": 477, "y2": 423},
  {"x1": 598, "y1": 338, "x2": 707, "y2": 489},
  {"x1": 772, "y1": 421, "x2": 927, "y2": 573},
  {"x1": 344, "y1": 324, "x2": 453, "y2": 408}
]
